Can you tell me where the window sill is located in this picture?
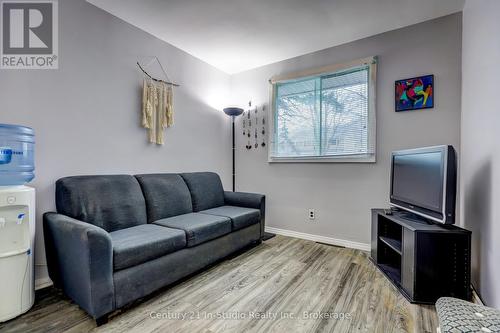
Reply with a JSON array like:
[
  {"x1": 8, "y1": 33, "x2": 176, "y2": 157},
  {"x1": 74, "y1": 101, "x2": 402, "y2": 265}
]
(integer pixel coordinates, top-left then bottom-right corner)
[{"x1": 268, "y1": 155, "x2": 376, "y2": 163}]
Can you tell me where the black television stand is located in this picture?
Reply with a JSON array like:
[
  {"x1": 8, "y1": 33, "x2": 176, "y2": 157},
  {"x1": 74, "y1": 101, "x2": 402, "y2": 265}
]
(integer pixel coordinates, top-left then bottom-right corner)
[{"x1": 371, "y1": 209, "x2": 471, "y2": 304}]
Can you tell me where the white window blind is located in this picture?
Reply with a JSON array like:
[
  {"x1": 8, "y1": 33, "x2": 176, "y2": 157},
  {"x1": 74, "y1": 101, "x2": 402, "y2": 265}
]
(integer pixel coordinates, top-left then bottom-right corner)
[{"x1": 270, "y1": 58, "x2": 376, "y2": 162}]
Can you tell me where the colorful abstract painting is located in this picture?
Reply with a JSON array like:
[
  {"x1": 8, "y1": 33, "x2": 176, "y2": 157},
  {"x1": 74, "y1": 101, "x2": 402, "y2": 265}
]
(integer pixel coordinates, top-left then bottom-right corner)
[{"x1": 395, "y1": 75, "x2": 434, "y2": 112}]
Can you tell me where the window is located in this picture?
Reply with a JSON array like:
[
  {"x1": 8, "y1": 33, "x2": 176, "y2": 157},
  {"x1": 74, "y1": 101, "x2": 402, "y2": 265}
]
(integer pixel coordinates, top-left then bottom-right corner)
[{"x1": 269, "y1": 57, "x2": 377, "y2": 162}]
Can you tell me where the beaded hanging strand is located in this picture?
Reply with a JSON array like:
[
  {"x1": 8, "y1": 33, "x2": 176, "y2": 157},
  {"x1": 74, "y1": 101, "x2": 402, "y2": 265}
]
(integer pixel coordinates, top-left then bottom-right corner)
[
  {"x1": 242, "y1": 110, "x2": 246, "y2": 136},
  {"x1": 254, "y1": 106, "x2": 259, "y2": 149},
  {"x1": 261, "y1": 106, "x2": 266, "y2": 147},
  {"x1": 246, "y1": 101, "x2": 252, "y2": 149}
]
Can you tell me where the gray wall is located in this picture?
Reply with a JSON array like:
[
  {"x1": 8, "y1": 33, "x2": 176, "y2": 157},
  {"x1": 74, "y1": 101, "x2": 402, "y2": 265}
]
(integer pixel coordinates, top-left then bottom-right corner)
[
  {"x1": 0, "y1": 0, "x2": 231, "y2": 284},
  {"x1": 231, "y1": 14, "x2": 462, "y2": 246},
  {"x1": 461, "y1": 0, "x2": 500, "y2": 307}
]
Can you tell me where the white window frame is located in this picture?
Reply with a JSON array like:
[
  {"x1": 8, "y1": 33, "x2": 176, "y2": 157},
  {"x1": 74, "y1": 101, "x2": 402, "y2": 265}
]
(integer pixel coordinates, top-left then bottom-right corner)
[{"x1": 268, "y1": 56, "x2": 377, "y2": 163}]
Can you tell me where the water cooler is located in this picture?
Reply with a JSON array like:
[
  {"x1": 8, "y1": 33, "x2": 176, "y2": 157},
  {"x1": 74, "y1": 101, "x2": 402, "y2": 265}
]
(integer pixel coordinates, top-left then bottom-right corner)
[
  {"x1": 0, "y1": 186, "x2": 35, "y2": 322},
  {"x1": 0, "y1": 124, "x2": 35, "y2": 322}
]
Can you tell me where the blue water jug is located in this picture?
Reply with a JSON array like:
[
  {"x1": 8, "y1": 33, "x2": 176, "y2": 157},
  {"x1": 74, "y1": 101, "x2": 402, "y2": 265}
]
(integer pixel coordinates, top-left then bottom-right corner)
[{"x1": 0, "y1": 124, "x2": 35, "y2": 185}]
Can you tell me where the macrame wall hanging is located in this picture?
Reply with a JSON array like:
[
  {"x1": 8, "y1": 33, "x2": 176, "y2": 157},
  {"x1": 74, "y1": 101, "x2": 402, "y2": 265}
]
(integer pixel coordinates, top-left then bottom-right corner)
[
  {"x1": 243, "y1": 101, "x2": 266, "y2": 150},
  {"x1": 138, "y1": 57, "x2": 180, "y2": 145}
]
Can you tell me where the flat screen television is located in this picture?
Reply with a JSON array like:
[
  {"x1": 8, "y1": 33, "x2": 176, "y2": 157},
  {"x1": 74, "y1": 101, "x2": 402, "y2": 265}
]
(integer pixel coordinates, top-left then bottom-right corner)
[{"x1": 390, "y1": 145, "x2": 457, "y2": 224}]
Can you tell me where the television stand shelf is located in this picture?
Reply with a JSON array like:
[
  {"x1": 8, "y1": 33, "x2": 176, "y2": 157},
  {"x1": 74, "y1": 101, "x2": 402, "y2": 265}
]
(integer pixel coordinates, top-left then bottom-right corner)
[
  {"x1": 379, "y1": 236, "x2": 402, "y2": 255},
  {"x1": 371, "y1": 209, "x2": 471, "y2": 304}
]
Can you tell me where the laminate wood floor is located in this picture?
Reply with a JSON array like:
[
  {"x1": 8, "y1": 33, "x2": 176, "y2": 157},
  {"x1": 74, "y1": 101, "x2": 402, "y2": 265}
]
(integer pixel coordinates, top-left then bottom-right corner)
[{"x1": 0, "y1": 236, "x2": 438, "y2": 333}]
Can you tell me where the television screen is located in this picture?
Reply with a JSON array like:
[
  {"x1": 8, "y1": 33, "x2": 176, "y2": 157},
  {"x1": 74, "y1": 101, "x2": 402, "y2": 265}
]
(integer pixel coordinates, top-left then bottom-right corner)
[
  {"x1": 390, "y1": 145, "x2": 456, "y2": 224},
  {"x1": 392, "y1": 152, "x2": 443, "y2": 212}
]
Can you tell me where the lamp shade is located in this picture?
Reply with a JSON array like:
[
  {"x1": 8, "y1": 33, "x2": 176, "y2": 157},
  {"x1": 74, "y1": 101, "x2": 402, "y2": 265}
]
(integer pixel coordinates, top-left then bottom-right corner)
[{"x1": 223, "y1": 107, "x2": 244, "y2": 117}]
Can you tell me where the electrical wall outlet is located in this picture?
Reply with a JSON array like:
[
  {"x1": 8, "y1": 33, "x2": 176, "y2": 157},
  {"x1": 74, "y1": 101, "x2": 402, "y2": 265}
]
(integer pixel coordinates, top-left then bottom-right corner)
[{"x1": 308, "y1": 209, "x2": 315, "y2": 220}]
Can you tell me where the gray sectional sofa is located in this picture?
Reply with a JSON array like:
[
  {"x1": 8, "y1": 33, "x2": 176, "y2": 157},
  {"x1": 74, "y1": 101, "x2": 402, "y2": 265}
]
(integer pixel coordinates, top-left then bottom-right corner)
[{"x1": 43, "y1": 172, "x2": 265, "y2": 325}]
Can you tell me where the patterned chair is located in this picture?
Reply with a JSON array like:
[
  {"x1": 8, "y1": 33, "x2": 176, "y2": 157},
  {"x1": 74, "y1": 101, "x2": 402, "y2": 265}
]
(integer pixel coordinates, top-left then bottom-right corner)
[{"x1": 436, "y1": 297, "x2": 500, "y2": 333}]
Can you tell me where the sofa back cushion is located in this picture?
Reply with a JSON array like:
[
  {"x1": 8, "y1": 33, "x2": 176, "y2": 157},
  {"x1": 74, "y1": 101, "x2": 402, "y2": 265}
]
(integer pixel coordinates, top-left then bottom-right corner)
[
  {"x1": 135, "y1": 174, "x2": 193, "y2": 222},
  {"x1": 56, "y1": 175, "x2": 147, "y2": 232},
  {"x1": 180, "y1": 172, "x2": 225, "y2": 211}
]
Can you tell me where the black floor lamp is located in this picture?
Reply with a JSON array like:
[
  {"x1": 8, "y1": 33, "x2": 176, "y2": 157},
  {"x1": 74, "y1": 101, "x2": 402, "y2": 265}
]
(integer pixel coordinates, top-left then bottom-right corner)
[
  {"x1": 223, "y1": 107, "x2": 244, "y2": 192},
  {"x1": 223, "y1": 107, "x2": 275, "y2": 241}
]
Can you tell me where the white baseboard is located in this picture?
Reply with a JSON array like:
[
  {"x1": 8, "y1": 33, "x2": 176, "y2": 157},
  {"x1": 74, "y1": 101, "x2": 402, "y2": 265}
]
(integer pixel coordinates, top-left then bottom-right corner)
[
  {"x1": 265, "y1": 226, "x2": 371, "y2": 252},
  {"x1": 35, "y1": 277, "x2": 53, "y2": 290},
  {"x1": 471, "y1": 285, "x2": 485, "y2": 305}
]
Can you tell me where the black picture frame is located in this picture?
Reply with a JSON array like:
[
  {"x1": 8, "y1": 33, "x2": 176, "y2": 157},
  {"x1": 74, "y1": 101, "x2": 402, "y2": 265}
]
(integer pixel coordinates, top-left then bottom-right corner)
[{"x1": 395, "y1": 74, "x2": 434, "y2": 112}]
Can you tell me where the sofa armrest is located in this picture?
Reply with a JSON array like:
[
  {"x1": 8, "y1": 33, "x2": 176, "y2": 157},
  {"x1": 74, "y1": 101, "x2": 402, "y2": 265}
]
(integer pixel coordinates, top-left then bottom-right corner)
[
  {"x1": 43, "y1": 212, "x2": 114, "y2": 319},
  {"x1": 224, "y1": 191, "x2": 266, "y2": 239}
]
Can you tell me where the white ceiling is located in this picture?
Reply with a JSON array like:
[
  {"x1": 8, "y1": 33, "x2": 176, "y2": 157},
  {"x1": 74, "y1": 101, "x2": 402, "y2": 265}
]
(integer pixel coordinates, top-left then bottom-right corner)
[{"x1": 87, "y1": 0, "x2": 464, "y2": 74}]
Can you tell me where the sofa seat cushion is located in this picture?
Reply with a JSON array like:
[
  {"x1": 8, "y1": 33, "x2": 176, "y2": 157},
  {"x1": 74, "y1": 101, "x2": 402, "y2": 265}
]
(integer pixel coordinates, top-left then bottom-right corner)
[
  {"x1": 153, "y1": 213, "x2": 231, "y2": 247},
  {"x1": 110, "y1": 224, "x2": 186, "y2": 271},
  {"x1": 200, "y1": 206, "x2": 260, "y2": 231}
]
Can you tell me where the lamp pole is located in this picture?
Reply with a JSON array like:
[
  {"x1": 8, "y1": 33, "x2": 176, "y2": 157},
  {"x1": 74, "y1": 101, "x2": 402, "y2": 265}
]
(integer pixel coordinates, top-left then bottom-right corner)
[
  {"x1": 231, "y1": 115, "x2": 236, "y2": 191},
  {"x1": 223, "y1": 107, "x2": 244, "y2": 191}
]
